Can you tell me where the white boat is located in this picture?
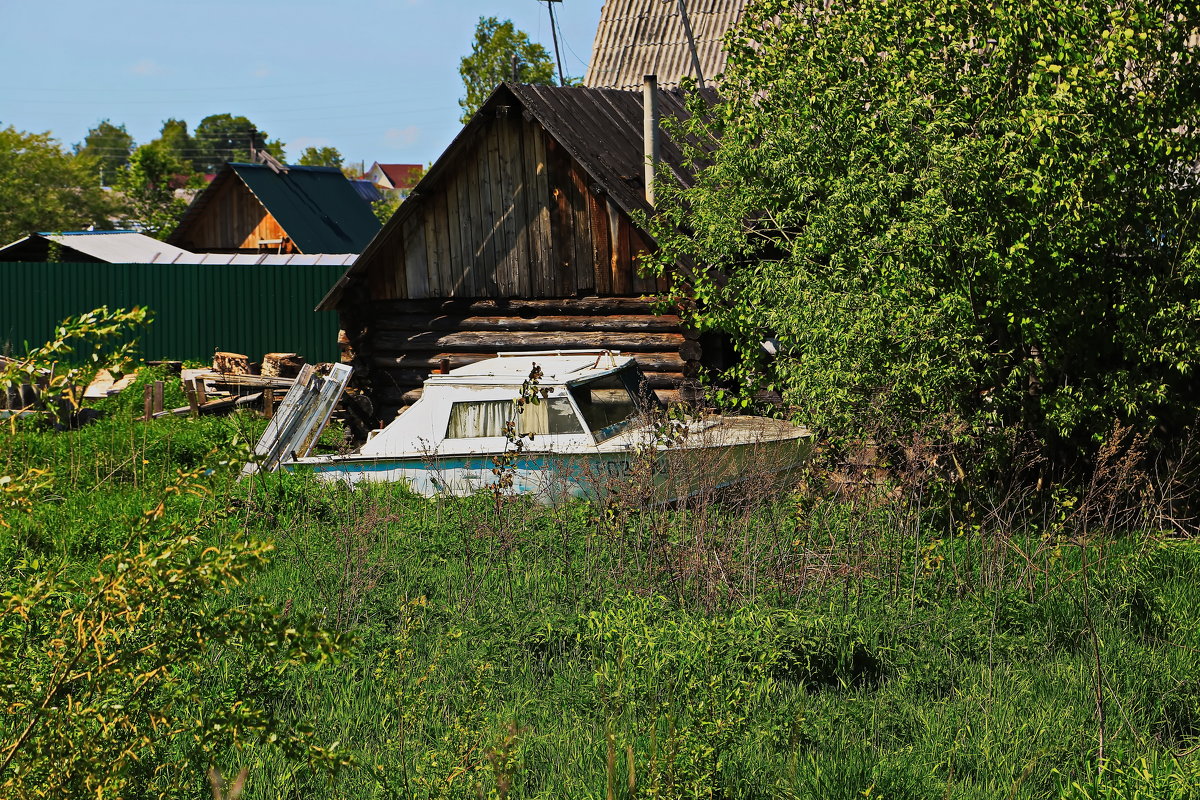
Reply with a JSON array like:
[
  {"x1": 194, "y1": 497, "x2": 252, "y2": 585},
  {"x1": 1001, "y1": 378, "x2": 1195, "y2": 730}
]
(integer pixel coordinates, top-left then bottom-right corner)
[{"x1": 252, "y1": 350, "x2": 813, "y2": 504}]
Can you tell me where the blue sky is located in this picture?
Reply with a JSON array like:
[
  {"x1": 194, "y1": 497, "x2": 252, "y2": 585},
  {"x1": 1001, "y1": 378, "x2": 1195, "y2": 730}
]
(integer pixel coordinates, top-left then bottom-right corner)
[{"x1": 0, "y1": 0, "x2": 603, "y2": 169}]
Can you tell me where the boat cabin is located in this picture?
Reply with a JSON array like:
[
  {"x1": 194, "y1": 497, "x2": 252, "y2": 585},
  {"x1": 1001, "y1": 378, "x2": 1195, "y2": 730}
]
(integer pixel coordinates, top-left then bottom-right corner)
[{"x1": 359, "y1": 350, "x2": 655, "y2": 458}]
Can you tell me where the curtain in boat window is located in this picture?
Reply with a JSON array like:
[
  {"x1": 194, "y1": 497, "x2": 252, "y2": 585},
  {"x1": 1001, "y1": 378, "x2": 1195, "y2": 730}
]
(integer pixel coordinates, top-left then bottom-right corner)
[{"x1": 445, "y1": 398, "x2": 583, "y2": 438}]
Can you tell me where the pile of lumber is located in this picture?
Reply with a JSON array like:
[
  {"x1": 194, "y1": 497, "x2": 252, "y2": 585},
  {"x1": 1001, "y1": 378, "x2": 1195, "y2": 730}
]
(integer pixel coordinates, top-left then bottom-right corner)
[
  {"x1": 157, "y1": 352, "x2": 317, "y2": 419},
  {"x1": 83, "y1": 368, "x2": 139, "y2": 400}
]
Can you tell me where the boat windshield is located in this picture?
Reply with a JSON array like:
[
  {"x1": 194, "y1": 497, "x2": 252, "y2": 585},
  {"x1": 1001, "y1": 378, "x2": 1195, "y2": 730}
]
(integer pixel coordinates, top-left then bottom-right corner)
[
  {"x1": 446, "y1": 397, "x2": 584, "y2": 438},
  {"x1": 568, "y1": 366, "x2": 645, "y2": 442}
]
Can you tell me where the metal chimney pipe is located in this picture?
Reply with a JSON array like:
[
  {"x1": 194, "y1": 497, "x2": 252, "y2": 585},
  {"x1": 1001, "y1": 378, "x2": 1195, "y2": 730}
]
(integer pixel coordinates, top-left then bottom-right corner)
[{"x1": 643, "y1": 74, "x2": 660, "y2": 206}]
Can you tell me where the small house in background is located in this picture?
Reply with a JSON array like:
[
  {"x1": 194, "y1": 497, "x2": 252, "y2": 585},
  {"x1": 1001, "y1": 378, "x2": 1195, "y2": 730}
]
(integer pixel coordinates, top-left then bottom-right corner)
[
  {"x1": 318, "y1": 82, "x2": 719, "y2": 426},
  {"x1": 0, "y1": 231, "x2": 195, "y2": 263},
  {"x1": 168, "y1": 162, "x2": 381, "y2": 255},
  {"x1": 366, "y1": 162, "x2": 423, "y2": 199},
  {"x1": 584, "y1": 0, "x2": 749, "y2": 90}
]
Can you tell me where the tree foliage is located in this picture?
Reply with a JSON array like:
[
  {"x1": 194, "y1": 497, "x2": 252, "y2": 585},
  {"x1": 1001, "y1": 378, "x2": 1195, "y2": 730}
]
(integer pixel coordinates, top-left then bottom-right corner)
[
  {"x1": 298, "y1": 145, "x2": 344, "y2": 168},
  {"x1": 371, "y1": 194, "x2": 402, "y2": 225},
  {"x1": 647, "y1": 0, "x2": 1200, "y2": 456},
  {"x1": 111, "y1": 118, "x2": 212, "y2": 238},
  {"x1": 116, "y1": 141, "x2": 197, "y2": 238},
  {"x1": 458, "y1": 16, "x2": 556, "y2": 122},
  {"x1": 191, "y1": 114, "x2": 284, "y2": 174},
  {"x1": 0, "y1": 306, "x2": 149, "y2": 426},
  {"x1": 155, "y1": 118, "x2": 193, "y2": 162},
  {"x1": 0, "y1": 127, "x2": 117, "y2": 244},
  {"x1": 74, "y1": 119, "x2": 135, "y2": 186}
]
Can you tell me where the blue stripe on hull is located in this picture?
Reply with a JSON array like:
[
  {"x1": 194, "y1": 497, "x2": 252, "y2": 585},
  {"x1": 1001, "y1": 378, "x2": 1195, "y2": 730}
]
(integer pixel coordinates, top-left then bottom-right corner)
[
  {"x1": 283, "y1": 437, "x2": 812, "y2": 504},
  {"x1": 285, "y1": 452, "x2": 638, "y2": 501}
]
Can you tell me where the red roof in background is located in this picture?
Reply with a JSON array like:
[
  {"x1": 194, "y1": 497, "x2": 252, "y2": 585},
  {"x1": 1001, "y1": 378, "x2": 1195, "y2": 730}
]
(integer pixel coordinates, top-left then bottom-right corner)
[{"x1": 376, "y1": 163, "x2": 422, "y2": 189}]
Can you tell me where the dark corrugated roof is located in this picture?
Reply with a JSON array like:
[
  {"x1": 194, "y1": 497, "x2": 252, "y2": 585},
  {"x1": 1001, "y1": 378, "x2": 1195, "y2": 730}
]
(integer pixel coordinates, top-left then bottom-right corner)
[
  {"x1": 317, "y1": 83, "x2": 715, "y2": 311},
  {"x1": 584, "y1": 0, "x2": 748, "y2": 91},
  {"x1": 170, "y1": 163, "x2": 381, "y2": 254},
  {"x1": 232, "y1": 164, "x2": 381, "y2": 253},
  {"x1": 509, "y1": 83, "x2": 715, "y2": 223},
  {"x1": 350, "y1": 179, "x2": 386, "y2": 204}
]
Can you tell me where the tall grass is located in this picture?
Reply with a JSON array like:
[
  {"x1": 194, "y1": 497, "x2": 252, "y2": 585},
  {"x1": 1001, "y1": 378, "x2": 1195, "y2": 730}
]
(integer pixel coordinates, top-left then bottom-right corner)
[{"x1": 3, "y1": 396, "x2": 1199, "y2": 799}]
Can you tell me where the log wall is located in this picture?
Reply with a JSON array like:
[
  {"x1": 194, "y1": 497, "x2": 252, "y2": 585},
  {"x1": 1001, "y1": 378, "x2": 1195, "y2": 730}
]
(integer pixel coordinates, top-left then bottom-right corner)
[
  {"x1": 339, "y1": 297, "x2": 700, "y2": 426},
  {"x1": 361, "y1": 111, "x2": 667, "y2": 301}
]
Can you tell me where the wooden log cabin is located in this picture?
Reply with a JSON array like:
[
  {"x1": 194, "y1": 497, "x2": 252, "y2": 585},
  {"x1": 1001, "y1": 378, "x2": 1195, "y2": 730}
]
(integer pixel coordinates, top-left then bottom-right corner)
[
  {"x1": 318, "y1": 82, "x2": 718, "y2": 426},
  {"x1": 169, "y1": 162, "x2": 381, "y2": 255}
]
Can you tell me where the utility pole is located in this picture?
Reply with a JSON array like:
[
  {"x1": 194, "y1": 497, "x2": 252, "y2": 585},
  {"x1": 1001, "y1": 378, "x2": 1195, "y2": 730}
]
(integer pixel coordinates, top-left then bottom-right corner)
[{"x1": 545, "y1": 0, "x2": 567, "y2": 86}]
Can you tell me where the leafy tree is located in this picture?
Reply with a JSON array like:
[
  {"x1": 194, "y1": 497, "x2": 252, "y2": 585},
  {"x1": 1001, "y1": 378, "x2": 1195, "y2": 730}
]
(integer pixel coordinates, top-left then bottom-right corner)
[
  {"x1": 156, "y1": 117, "x2": 193, "y2": 161},
  {"x1": 458, "y1": 16, "x2": 556, "y2": 122},
  {"x1": 0, "y1": 306, "x2": 149, "y2": 425},
  {"x1": 297, "y1": 145, "x2": 344, "y2": 168},
  {"x1": 371, "y1": 194, "x2": 401, "y2": 225},
  {"x1": 191, "y1": 114, "x2": 284, "y2": 173},
  {"x1": 116, "y1": 140, "x2": 198, "y2": 238},
  {"x1": 0, "y1": 127, "x2": 117, "y2": 244},
  {"x1": 73, "y1": 119, "x2": 134, "y2": 186},
  {"x1": 646, "y1": 0, "x2": 1200, "y2": 458}
]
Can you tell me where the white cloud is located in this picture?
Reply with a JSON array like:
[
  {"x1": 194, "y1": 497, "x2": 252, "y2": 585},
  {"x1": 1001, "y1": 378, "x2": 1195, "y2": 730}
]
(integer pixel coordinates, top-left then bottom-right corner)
[
  {"x1": 130, "y1": 59, "x2": 165, "y2": 77},
  {"x1": 290, "y1": 136, "x2": 333, "y2": 152},
  {"x1": 252, "y1": 65, "x2": 272, "y2": 78},
  {"x1": 384, "y1": 126, "x2": 420, "y2": 148}
]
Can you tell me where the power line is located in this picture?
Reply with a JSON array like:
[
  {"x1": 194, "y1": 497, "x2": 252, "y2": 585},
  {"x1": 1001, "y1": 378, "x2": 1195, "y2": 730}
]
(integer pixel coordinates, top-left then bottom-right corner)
[
  {"x1": 544, "y1": 0, "x2": 567, "y2": 86},
  {"x1": 9, "y1": 93, "x2": 454, "y2": 111},
  {"x1": 0, "y1": 77, "x2": 425, "y2": 95},
  {"x1": 556, "y1": 12, "x2": 592, "y2": 73}
]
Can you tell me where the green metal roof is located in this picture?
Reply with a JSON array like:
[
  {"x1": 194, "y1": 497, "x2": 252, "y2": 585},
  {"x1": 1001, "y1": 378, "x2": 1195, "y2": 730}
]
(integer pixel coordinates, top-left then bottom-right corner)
[
  {"x1": 171, "y1": 163, "x2": 381, "y2": 254},
  {"x1": 231, "y1": 163, "x2": 381, "y2": 253}
]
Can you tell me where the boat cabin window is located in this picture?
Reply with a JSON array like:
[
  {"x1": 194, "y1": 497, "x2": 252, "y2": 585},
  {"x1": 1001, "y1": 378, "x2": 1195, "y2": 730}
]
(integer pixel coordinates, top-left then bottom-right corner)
[
  {"x1": 568, "y1": 367, "x2": 645, "y2": 442},
  {"x1": 445, "y1": 397, "x2": 584, "y2": 439}
]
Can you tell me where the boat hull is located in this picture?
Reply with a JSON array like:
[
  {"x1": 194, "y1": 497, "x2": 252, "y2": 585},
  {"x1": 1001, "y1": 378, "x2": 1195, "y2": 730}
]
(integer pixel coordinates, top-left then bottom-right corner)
[{"x1": 285, "y1": 419, "x2": 814, "y2": 504}]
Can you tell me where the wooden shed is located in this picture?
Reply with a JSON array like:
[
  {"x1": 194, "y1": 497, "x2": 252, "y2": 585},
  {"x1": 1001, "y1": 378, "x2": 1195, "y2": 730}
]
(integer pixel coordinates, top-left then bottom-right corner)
[
  {"x1": 318, "y1": 82, "x2": 717, "y2": 426},
  {"x1": 169, "y1": 162, "x2": 380, "y2": 255}
]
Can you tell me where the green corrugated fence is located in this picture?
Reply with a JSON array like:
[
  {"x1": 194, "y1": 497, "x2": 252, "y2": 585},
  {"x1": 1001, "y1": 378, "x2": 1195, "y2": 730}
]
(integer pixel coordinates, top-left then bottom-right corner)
[{"x1": 0, "y1": 262, "x2": 343, "y2": 363}]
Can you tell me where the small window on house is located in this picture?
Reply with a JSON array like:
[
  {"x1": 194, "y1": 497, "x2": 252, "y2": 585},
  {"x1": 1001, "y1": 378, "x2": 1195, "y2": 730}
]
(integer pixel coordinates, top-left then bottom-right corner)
[{"x1": 445, "y1": 397, "x2": 585, "y2": 439}]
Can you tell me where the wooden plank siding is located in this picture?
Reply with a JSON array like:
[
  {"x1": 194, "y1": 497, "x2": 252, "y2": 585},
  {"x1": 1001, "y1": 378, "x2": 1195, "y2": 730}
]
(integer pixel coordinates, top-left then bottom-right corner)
[
  {"x1": 330, "y1": 100, "x2": 709, "y2": 426},
  {"x1": 174, "y1": 178, "x2": 291, "y2": 253},
  {"x1": 522, "y1": 117, "x2": 548, "y2": 299},
  {"x1": 339, "y1": 297, "x2": 695, "y2": 422},
  {"x1": 361, "y1": 112, "x2": 660, "y2": 302}
]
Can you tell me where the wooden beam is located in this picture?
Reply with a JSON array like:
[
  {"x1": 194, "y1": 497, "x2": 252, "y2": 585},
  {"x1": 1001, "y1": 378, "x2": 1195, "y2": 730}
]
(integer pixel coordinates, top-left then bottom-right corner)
[
  {"x1": 370, "y1": 314, "x2": 681, "y2": 333},
  {"x1": 369, "y1": 351, "x2": 687, "y2": 373},
  {"x1": 371, "y1": 329, "x2": 687, "y2": 352},
  {"x1": 360, "y1": 296, "x2": 672, "y2": 315}
]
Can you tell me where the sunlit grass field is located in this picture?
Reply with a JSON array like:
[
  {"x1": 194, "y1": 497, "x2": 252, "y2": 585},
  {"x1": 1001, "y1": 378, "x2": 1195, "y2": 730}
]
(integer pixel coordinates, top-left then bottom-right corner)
[{"x1": 3, "y1": 373, "x2": 1198, "y2": 799}]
